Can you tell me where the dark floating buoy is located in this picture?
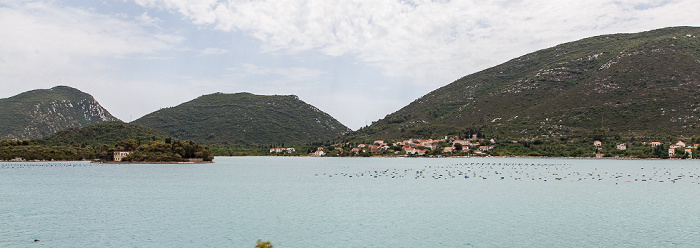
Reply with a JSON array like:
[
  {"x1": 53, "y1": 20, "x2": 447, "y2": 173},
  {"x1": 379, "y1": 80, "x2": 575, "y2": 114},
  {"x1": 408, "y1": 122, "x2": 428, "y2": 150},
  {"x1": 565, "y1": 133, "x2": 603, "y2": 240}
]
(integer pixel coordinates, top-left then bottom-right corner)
[{"x1": 34, "y1": 239, "x2": 40, "y2": 242}]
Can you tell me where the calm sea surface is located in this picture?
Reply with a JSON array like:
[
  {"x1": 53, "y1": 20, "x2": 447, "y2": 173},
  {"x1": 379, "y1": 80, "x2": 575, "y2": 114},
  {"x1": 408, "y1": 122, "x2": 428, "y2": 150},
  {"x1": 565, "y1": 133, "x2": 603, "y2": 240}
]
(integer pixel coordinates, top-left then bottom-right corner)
[{"x1": 2, "y1": 157, "x2": 700, "y2": 247}]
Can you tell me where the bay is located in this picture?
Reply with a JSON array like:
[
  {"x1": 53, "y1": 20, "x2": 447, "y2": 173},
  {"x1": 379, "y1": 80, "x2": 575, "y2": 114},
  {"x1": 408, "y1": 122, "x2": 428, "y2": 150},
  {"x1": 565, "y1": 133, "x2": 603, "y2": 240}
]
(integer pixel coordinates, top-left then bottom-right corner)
[{"x1": 1, "y1": 157, "x2": 699, "y2": 247}]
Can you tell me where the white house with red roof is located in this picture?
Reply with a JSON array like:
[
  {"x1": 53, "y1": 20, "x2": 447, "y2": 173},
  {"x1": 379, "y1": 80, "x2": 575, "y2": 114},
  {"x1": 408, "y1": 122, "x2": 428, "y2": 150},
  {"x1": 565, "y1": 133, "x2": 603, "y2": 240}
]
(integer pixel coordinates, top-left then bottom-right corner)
[{"x1": 310, "y1": 150, "x2": 325, "y2": 157}]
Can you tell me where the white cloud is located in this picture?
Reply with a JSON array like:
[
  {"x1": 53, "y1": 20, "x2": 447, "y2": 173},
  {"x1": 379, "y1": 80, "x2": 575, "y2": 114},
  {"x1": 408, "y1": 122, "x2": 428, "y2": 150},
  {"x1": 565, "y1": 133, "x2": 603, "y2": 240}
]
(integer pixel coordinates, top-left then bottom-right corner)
[
  {"x1": 0, "y1": 1, "x2": 181, "y2": 94},
  {"x1": 229, "y1": 63, "x2": 326, "y2": 87},
  {"x1": 133, "y1": 0, "x2": 700, "y2": 86},
  {"x1": 200, "y1": 47, "x2": 229, "y2": 55}
]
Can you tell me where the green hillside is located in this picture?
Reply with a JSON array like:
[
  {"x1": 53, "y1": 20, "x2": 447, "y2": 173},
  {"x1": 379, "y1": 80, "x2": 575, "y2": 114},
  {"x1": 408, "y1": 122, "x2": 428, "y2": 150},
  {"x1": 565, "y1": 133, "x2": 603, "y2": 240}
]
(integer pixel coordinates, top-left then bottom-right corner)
[
  {"x1": 350, "y1": 26, "x2": 700, "y2": 141},
  {"x1": 132, "y1": 92, "x2": 351, "y2": 145},
  {"x1": 0, "y1": 86, "x2": 119, "y2": 140},
  {"x1": 35, "y1": 121, "x2": 170, "y2": 147}
]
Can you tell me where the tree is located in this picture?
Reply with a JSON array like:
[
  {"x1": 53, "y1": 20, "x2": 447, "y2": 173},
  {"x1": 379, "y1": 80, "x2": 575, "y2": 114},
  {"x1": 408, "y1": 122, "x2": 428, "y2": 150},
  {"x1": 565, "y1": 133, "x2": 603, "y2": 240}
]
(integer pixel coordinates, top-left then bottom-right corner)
[
  {"x1": 115, "y1": 139, "x2": 139, "y2": 151},
  {"x1": 254, "y1": 239, "x2": 273, "y2": 248},
  {"x1": 454, "y1": 143, "x2": 463, "y2": 151}
]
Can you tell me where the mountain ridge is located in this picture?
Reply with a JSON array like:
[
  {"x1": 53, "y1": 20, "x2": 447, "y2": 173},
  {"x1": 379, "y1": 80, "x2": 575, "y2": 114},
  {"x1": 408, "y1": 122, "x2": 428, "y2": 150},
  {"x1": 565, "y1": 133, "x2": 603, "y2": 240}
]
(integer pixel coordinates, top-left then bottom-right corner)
[
  {"x1": 348, "y1": 26, "x2": 700, "y2": 141},
  {"x1": 132, "y1": 92, "x2": 351, "y2": 145},
  {"x1": 0, "y1": 86, "x2": 119, "y2": 140}
]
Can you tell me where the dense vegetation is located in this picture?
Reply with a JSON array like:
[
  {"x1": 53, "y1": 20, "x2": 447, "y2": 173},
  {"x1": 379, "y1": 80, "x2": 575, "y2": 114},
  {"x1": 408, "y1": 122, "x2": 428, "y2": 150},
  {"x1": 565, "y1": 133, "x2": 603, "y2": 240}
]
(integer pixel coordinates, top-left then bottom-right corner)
[
  {"x1": 1, "y1": 122, "x2": 212, "y2": 162},
  {"x1": 348, "y1": 26, "x2": 700, "y2": 142},
  {"x1": 133, "y1": 92, "x2": 350, "y2": 145},
  {"x1": 0, "y1": 86, "x2": 118, "y2": 140},
  {"x1": 0, "y1": 140, "x2": 101, "y2": 161},
  {"x1": 36, "y1": 121, "x2": 170, "y2": 147},
  {"x1": 0, "y1": 138, "x2": 213, "y2": 162},
  {"x1": 116, "y1": 139, "x2": 214, "y2": 162}
]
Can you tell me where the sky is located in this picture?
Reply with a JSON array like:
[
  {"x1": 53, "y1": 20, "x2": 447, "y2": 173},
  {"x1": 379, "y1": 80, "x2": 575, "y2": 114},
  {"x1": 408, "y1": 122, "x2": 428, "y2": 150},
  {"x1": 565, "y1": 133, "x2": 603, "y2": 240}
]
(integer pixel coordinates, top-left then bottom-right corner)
[{"x1": 1, "y1": 0, "x2": 699, "y2": 130}]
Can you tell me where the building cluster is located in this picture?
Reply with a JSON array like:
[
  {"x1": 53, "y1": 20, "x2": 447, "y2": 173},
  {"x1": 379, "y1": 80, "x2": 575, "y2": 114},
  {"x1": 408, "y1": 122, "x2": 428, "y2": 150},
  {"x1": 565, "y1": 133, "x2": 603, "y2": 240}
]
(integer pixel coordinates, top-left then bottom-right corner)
[
  {"x1": 390, "y1": 136, "x2": 494, "y2": 156},
  {"x1": 594, "y1": 140, "x2": 698, "y2": 158},
  {"x1": 268, "y1": 134, "x2": 495, "y2": 157},
  {"x1": 269, "y1": 147, "x2": 296, "y2": 154},
  {"x1": 668, "y1": 141, "x2": 697, "y2": 158},
  {"x1": 301, "y1": 135, "x2": 494, "y2": 157}
]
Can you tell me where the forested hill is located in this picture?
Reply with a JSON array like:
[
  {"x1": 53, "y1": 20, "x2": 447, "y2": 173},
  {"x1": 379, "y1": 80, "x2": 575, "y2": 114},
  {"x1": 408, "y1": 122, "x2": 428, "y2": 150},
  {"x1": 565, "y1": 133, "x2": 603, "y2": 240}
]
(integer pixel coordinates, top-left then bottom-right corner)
[
  {"x1": 349, "y1": 26, "x2": 700, "y2": 141},
  {"x1": 35, "y1": 121, "x2": 170, "y2": 147},
  {"x1": 132, "y1": 92, "x2": 351, "y2": 145},
  {"x1": 0, "y1": 86, "x2": 119, "y2": 140}
]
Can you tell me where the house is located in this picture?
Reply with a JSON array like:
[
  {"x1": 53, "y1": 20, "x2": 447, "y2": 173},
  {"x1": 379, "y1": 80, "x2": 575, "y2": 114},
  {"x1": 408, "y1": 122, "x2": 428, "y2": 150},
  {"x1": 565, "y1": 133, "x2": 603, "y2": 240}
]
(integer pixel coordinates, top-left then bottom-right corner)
[
  {"x1": 453, "y1": 140, "x2": 469, "y2": 146},
  {"x1": 594, "y1": 140, "x2": 602, "y2": 148},
  {"x1": 373, "y1": 140, "x2": 384, "y2": 145},
  {"x1": 479, "y1": 146, "x2": 493, "y2": 151},
  {"x1": 369, "y1": 145, "x2": 382, "y2": 153},
  {"x1": 420, "y1": 140, "x2": 439, "y2": 150},
  {"x1": 358, "y1": 144, "x2": 366, "y2": 148},
  {"x1": 113, "y1": 151, "x2": 132, "y2": 162},
  {"x1": 685, "y1": 148, "x2": 693, "y2": 159},
  {"x1": 310, "y1": 150, "x2": 325, "y2": 157},
  {"x1": 616, "y1": 144, "x2": 627, "y2": 150},
  {"x1": 595, "y1": 153, "x2": 604, "y2": 159},
  {"x1": 351, "y1": 148, "x2": 362, "y2": 155},
  {"x1": 416, "y1": 149, "x2": 427, "y2": 156},
  {"x1": 650, "y1": 142, "x2": 662, "y2": 147},
  {"x1": 675, "y1": 141, "x2": 686, "y2": 148},
  {"x1": 317, "y1": 147, "x2": 325, "y2": 151},
  {"x1": 669, "y1": 149, "x2": 676, "y2": 157},
  {"x1": 405, "y1": 147, "x2": 416, "y2": 155},
  {"x1": 270, "y1": 148, "x2": 295, "y2": 154},
  {"x1": 442, "y1": 147, "x2": 454, "y2": 153}
]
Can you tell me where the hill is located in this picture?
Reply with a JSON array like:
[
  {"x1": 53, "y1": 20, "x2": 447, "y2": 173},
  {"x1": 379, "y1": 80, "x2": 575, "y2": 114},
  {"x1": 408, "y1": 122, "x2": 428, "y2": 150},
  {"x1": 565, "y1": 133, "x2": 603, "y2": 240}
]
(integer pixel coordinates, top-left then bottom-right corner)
[
  {"x1": 349, "y1": 26, "x2": 700, "y2": 141},
  {"x1": 35, "y1": 121, "x2": 170, "y2": 147},
  {"x1": 0, "y1": 86, "x2": 119, "y2": 140},
  {"x1": 132, "y1": 92, "x2": 351, "y2": 145}
]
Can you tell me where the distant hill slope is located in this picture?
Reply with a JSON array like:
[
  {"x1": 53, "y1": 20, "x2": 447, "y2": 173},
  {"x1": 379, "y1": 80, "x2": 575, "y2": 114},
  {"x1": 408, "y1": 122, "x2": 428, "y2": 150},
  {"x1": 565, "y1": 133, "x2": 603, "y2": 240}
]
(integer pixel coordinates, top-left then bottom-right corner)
[
  {"x1": 35, "y1": 121, "x2": 170, "y2": 147},
  {"x1": 0, "y1": 86, "x2": 119, "y2": 140},
  {"x1": 132, "y1": 92, "x2": 351, "y2": 145},
  {"x1": 350, "y1": 26, "x2": 700, "y2": 140}
]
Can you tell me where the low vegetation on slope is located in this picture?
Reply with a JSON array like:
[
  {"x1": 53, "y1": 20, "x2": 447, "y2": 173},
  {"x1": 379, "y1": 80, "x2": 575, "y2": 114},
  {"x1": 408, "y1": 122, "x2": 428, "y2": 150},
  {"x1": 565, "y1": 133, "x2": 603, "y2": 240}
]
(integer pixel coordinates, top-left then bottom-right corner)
[
  {"x1": 35, "y1": 121, "x2": 169, "y2": 147},
  {"x1": 349, "y1": 26, "x2": 700, "y2": 142},
  {"x1": 133, "y1": 92, "x2": 351, "y2": 145}
]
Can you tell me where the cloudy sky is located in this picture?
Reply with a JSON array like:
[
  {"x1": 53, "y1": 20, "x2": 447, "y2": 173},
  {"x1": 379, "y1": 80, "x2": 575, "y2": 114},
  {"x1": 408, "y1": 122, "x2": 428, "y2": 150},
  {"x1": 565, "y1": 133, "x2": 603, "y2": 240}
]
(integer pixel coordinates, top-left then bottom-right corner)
[{"x1": 1, "y1": 0, "x2": 698, "y2": 130}]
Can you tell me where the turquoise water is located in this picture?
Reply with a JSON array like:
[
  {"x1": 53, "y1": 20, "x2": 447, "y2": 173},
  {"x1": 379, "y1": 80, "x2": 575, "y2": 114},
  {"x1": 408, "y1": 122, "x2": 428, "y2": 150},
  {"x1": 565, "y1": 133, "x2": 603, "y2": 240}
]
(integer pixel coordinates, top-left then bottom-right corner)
[{"x1": 2, "y1": 157, "x2": 700, "y2": 247}]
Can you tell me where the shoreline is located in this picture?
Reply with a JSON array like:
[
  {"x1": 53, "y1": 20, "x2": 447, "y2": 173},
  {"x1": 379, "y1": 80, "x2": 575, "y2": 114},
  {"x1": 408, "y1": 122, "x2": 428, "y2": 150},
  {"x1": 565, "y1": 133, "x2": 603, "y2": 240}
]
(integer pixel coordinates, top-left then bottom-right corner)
[
  {"x1": 3, "y1": 155, "x2": 691, "y2": 162},
  {"x1": 96, "y1": 161, "x2": 214, "y2": 164},
  {"x1": 214, "y1": 155, "x2": 689, "y2": 160},
  {"x1": 0, "y1": 160, "x2": 214, "y2": 164}
]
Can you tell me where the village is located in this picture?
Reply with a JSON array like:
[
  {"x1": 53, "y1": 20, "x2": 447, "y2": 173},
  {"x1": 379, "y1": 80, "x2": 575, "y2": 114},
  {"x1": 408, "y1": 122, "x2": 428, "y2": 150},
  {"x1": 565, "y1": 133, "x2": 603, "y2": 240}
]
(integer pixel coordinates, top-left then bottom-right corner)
[
  {"x1": 268, "y1": 135, "x2": 699, "y2": 159},
  {"x1": 594, "y1": 140, "x2": 698, "y2": 159},
  {"x1": 270, "y1": 134, "x2": 498, "y2": 157}
]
